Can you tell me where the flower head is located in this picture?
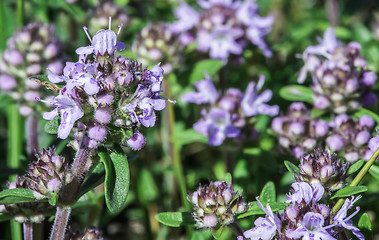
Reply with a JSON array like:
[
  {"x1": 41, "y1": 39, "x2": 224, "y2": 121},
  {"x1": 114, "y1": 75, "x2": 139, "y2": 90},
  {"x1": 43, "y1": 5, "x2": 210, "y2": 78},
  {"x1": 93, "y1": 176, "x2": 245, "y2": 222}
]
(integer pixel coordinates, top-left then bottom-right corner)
[
  {"x1": 298, "y1": 27, "x2": 377, "y2": 113},
  {"x1": 183, "y1": 75, "x2": 277, "y2": 146},
  {"x1": 188, "y1": 181, "x2": 247, "y2": 228},
  {"x1": 43, "y1": 19, "x2": 170, "y2": 150},
  {"x1": 0, "y1": 23, "x2": 65, "y2": 116},
  {"x1": 170, "y1": 0, "x2": 273, "y2": 62}
]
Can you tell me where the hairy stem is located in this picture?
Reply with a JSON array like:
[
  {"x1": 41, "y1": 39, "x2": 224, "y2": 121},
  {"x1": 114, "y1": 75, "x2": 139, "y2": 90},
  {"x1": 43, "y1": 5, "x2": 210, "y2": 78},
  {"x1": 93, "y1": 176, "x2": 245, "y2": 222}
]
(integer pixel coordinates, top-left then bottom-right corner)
[
  {"x1": 50, "y1": 207, "x2": 71, "y2": 240},
  {"x1": 61, "y1": 138, "x2": 93, "y2": 205},
  {"x1": 326, "y1": 0, "x2": 339, "y2": 27},
  {"x1": 27, "y1": 114, "x2": 39, "y2": 161},
  {"x1": 333, "y1": 146, "x2": 379, "y2": 213},
  {"x1": 23, "y1": 222, "x2": 33, "y2": 240},
  {"x1": 50, "y1": 136, "x2": 93, "y2": 239}
]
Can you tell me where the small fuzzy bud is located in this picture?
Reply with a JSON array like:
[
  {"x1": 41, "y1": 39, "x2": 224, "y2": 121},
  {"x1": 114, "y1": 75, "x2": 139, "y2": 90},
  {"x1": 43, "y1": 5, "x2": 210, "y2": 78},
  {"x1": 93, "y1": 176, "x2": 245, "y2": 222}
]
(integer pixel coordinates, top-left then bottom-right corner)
[{"x1": 188, "y1": 181, "x2": 247, "y2": 229}]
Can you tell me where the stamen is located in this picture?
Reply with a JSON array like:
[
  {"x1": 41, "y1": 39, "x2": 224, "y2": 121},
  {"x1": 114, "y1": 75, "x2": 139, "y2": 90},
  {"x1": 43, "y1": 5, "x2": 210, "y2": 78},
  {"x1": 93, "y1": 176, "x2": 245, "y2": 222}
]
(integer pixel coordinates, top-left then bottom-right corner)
[
  {"x1": 109, "y1": 16, "x2": 112, "y2": 30},
  {"x1": 117, "y1": 23, "x2": 124, "y2": 38},
  {"x1": 160, "y1": 95, "x2": 176, "y2": 104},
  {"x1": 343, "y1": 207, "x2": 360, "y2": 222},
  {"x1": 83, "y1": 26, "x2": 92, "y2": 43}
]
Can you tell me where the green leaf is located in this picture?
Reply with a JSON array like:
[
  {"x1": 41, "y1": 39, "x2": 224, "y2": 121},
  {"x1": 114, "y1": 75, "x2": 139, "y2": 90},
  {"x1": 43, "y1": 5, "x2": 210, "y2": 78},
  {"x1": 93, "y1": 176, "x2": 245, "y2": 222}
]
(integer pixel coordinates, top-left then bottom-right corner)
[
  {"x1": 237, "y1": 202, "x2": 286, "y2": 219},
  {"x1": 44, "y1": 117, "x2": 60, "y2": 134},
  {"x1": 284, "y1": 161, "x2": 300, "y2": 175},
  {"x1": 331, "y1": 186, "x2": 368, "y2": 199},
  {"x1": 279, "y1": 85, "x2": 313, "y2": 103},
  {"x1": 155, "y1": 212, "x2": 195, "y2": 227},
  {"x1": 29, "y1": 74, "x2": 49, "y2": 82},
  {"x1": 310, "y1": 108, "x2": 326, "y2": 118},
  {"x1": 354, "y1": 108, "x2": 379, "y2": 126},
  {"x1": 368, "y1": 165, "x2": 379, "y2": 181},
  {"x1": 347, "y1": 160, "x2": 365, "y2": 176},
  {"x1": 211, "y1": 224, "x2": 225, "y2": 239},
  {"x1": 224, "y1": 172, "x2": 232, "y2": 183},
  {"x1": 48, "y1": 192, "x2": 59, "y2": 206},
  {"x1": 259, "y1": 181, "x2": 276, "y2": 203},
  {"x1": 98, "y1": 148, "x2": 130, "y2": 214},
  {"x1": 358, "y1": 213, "x2": 373, "y2": 240},
  {"x1": 172, "y1": 129, "x2": 208, "y2": 148},
  {"x1": 189, "y1": 59, "x2": 223, "y2": 84},
  {"x1": 78, "y1": 163, "x2": 105, "y2": 198},
  {"x1": 138, "y1": 168, "x2": 158, "y2": 205},
  {"x1": 0, "y1": 189, "x2": 38, "y2": 205}
]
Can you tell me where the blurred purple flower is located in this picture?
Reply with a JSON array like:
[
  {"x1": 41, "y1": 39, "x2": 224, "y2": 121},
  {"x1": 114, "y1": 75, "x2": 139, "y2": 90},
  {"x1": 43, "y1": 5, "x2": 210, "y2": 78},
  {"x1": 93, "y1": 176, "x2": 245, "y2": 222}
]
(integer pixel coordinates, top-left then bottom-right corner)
[
  {"x1": 194, "y1": 108, "x2": 240, "y2": 146},
  {"x1": 197, "y1": 26, "x2": 243, "y2": 62},
  {"x1": 241, "y1": 75, "x2": 279, "y2": 117},
  {"x1": 181, "y1": 77, "x2": 219, "y2": 104},
  {"x1": 304, "y1": 27, "x2": 339, "y2": 58}
]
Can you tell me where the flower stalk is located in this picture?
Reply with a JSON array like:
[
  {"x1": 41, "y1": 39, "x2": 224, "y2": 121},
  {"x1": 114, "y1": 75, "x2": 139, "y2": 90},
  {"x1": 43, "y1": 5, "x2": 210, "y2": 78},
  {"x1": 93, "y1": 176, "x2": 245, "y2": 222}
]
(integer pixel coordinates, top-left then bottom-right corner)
[
  {"x1": 333, "y1": 146, "x2": 379, "y2": 213},
  {"x1": 49, "y1": 206, "x2": 71, "y2": 240},
  {"x1": 23, "y1": 222, "x2": 33, "y2": 240}
]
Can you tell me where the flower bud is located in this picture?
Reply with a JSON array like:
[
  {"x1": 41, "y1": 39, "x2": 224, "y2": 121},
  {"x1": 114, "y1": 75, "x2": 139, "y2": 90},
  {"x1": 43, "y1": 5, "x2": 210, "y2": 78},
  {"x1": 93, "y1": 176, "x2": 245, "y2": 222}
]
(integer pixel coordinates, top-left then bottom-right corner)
[
  {"x1": 188, "y1": 181, "x2": 247, "y2": 229},
  {"x1": 295, "y1": 150, "x2": 348, "y2": 192}
]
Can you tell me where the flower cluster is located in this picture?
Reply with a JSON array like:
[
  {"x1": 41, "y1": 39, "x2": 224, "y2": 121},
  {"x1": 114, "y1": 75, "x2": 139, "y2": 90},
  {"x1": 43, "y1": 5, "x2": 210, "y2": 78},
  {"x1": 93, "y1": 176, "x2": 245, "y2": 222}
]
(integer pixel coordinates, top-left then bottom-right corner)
[
  {"x1": 132, "y1": 22, "x2": 183, "y2": 74},
  {"x1": 271, "y1": 102, "x2": 329, "y2": 158},
  {"x1": 0, "y1": 23, "x2": 65, "y2": 116},
  {"x1": 0, "y1": 148, "x2": 69, "y2": 223},
  {"x1": 88, "y1": 0, "x2": 129, "y2": 35},
  {"x1": 24, "y1": 148, "x2": 72, "y2": 201},
  {"x1": 188, "y1": 181, "x2": 247, "y2": 228},
  {"x1": 326, "y1": 114, "x2": 374, "y2": 162},
  {"x1": 170, "y1": 0, "x2": 273, "y2": 62},
  {"x1": 44, "y1": 22, "x2": 169, "y2": 150},
  {"x1": 240, "y1": 182, "x2": 364, "y2": 240},
  {"x1": 0, "y1": 176, "x2": 53, "y2": 223},
  {"x1": 272, "y1": 102, "x2": 374, "y2": 161},
  {"x1": 182, "y1": 75, "x2": 278, "y2": 146},
  {"x1": 294, "y1": 149, "x2": 348, "y2": 192},
  {"x1": 298, "y1": 27, "x2": 377, "y2": 114}
]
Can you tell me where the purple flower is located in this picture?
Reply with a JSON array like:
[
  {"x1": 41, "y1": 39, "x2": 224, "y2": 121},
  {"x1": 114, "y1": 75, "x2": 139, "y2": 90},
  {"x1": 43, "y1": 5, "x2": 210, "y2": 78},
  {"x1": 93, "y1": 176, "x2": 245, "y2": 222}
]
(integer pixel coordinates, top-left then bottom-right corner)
[
  {"x1": 126, "y1": 131, "x2": 146, "y2": 151},
  {"x1": 241, "y1": 76, "x2": 279, "y2": 117},
  {"x1": 170, "y1": 2, "x2": 199, "y2": 35},
  {"x1": 286, "y1": 182, "x2": 324, "y2": 205},
  {"x1": 326, "y1": 134, "x2": 345, "y2": 151},
  {"x1": 242, "y1": 198, "x2": 281, "y2": 240},
  {"x1": 237, "y1": 0, "x2": 274, "y2": 57},
  {"x1": 333, "y1": 196, "x2": 364, "y2": 240},
  {"x1": 0, "y1": 74, "x2": 17, "y2": 91},
  {"x1": 197, "y1": 25, "x2": 243, "y2": 61},
  {"x1": 286, "y1": 212, "x2": 336, "y2": 240},
  {"x1": 304, "y1": 27, "x2": 339, "y2": 58},
  {"x1": 194, "y1": 108, "x2": 240, "y2": 146},
  {"x1": 181, "y1": 77, "x2": 219, "y2": 104},
  {"x1": 76, "y1": 24, "x2": 125, "y2": 56},
  {"x1": 43, "y1": 93, "x2": 84, "y2": 139},
  {"x1": 138, "y1": 98, "x2": 166, "y2": 127}
]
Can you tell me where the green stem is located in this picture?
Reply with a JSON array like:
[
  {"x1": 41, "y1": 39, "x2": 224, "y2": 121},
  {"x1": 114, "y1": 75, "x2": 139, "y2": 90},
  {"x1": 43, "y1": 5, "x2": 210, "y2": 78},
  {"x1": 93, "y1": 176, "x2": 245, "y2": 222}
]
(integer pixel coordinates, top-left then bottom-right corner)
[
  {"x1": 17, "y1": 0, "x2": 24, "y2": 27},
  {"x1": 163, "y1": 75, "x2": 192, "y2": 237},
  {"x1": 333, "y1": 146, "x2": 379, "y2": 213},
  {"x1": 7, "y1": 104, "x2": 23, "y2": 240}
]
